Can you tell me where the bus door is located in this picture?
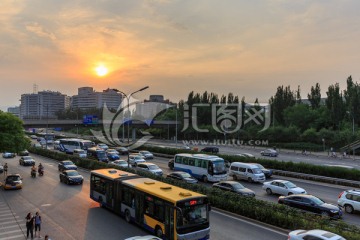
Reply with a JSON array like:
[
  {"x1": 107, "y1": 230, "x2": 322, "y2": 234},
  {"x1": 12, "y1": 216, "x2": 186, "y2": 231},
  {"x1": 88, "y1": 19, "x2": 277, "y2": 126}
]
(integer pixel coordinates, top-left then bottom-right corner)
[
  {"x1": 164, "y1": 205, "x2": 175, "y2": 240},
  {"x1": 208, "y1": 162, "x2": 214, "y2": 176},
  {"x1": 135, "y1": 192, "x2": 144, "y2": 224},
  {"x1": 105, "y1": 182, "x2": 114, "y2": 209}
]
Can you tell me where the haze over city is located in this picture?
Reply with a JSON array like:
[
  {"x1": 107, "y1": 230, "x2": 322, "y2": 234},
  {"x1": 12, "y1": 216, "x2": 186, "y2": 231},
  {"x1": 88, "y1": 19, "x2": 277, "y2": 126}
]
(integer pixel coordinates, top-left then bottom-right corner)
[{"x1": 1, "y1": 0, "x2": 360, "y2": 111}]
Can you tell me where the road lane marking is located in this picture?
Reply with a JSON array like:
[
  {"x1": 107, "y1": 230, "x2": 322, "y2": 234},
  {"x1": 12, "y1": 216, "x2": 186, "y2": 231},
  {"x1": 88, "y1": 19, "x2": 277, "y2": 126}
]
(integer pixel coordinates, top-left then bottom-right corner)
[
  {"x1": 213, "y1": 210, "x2": 288, "y2": 237},
  {"x1": 0, "y1": 234, "x2": 25, "y2": 240}
]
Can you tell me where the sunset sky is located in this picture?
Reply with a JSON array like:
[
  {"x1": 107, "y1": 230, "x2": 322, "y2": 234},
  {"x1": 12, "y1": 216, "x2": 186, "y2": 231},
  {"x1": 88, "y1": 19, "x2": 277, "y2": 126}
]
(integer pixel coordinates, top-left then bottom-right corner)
[{"x1": 1, "y1": 0, "x2": 360, "y2": 111}]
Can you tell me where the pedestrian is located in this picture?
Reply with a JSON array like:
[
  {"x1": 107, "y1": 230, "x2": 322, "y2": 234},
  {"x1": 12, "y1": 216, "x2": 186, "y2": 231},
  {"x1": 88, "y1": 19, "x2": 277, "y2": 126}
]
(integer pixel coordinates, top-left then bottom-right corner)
[
  {"x1": 25, "y1": 212, "x2": 35, "y2": 239},
  {"x1": 4, "y1": 163, "x2": 8, "y2": 176},
  {"x1": 34, "y1": 211, "x2": 42, "y2": 238}
]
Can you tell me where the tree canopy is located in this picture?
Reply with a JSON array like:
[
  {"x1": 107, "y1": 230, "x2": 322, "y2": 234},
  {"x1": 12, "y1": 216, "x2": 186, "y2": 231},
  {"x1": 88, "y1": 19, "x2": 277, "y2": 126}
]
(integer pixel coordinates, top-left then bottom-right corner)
[{"x1": 0, "y1": 111, "x2": 30, "y2": 153}]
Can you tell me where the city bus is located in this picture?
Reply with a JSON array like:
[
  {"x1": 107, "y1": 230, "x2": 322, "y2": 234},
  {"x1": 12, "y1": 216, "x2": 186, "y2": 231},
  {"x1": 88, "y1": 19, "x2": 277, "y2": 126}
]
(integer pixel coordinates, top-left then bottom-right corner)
[
  {"x1": 59, "y1": 138, "x2": 95, "y2": 153},
  {"x1": 90, "y1": 169, "x2": 210, "y2": 240},
  {"x1": 169, "y1": 154, "x2": 227, "y2": 183}
]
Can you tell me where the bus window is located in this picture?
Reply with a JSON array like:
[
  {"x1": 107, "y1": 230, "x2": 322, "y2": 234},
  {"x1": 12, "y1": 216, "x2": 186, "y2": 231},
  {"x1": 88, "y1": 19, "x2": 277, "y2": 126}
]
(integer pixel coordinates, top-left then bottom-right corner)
[
  {"x1": 183, "y1": 157, "x2": 189, "y2": 165},
  {"x1": 195, "y1": 159, "x2": 202, "y2": 168},
  {"x1": 189, "y1": 159, "x2": 195, "y2": 166},
  {"x1": 202, "y1": 160, "x2": 208, "y2": 169},
  {"x1": 175, "y1": 156, "x2": 182, "y2": 164},
  {"x1": 208, "y1": 162, "x2": 214, "y2": 176}
]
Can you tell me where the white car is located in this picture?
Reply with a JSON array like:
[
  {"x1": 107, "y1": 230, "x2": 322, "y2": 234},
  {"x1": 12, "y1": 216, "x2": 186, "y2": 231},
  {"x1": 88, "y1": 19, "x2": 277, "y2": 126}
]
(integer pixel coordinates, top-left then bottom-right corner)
[
  {"x1": 288, "y1": 229, "x2": 345, "y2": 240},
  {"x1": 260, "y1": 149, "x2": 278, "y2": 157},
  {"x1": 338, "y1": 189, "x2": 360, "y2": 214},
  {"x1": 262, "y1": 180, "x2": 306, "y2": 196},
  {"x1": 129, "y1": 155, "x2": 146, "y2": 166},
  {"x1": 106, "y1": 149, "x2": 119, "y2": 155},
  {"x1": 135, "y1": 163, "x2": 163, "y2": 176},
  {"x1": 109, "y1": 160, "x2": 130, "y2": 168},
  {"x1": 97, "y1": 143, "x2": 109, "y2": 150},
  {"x1": 125, "y1": 236, "x2": 161, "y2": 240},
  {"x1": 138, "y1": 150, "x2": 154, "y2": 160}
]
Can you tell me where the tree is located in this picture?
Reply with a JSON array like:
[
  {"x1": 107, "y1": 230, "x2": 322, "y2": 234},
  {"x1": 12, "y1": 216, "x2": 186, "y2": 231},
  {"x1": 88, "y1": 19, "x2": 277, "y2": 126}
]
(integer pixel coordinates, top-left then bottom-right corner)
[
  {"x1": 325, "y1": 83, "x2": 345, "y2": 129},
  {"x1": 269, "y1": 85, "x2": 296, "y2": 126},
  {"x1": 0, "y1": 111, "x2": 30, "y2": 153},
  {"x1": 343, "y1": 75, "x2": 360, "y2": 128},
  {"x1": 307, "y1": 83, "x2": 321, "y2": 109}
]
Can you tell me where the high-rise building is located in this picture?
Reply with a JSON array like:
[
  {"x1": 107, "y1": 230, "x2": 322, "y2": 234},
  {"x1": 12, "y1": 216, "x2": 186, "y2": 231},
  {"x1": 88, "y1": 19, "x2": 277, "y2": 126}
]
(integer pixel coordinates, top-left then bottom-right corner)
[
  {"x1": 7, "y1": 106, "x2": 20, "y2": 118},
  {"x1": 20, "y1": 91, "x2": 70, "y2": 119},
  {"x1": 71, "y1": 87, "x2": 122, "y2": 110}
]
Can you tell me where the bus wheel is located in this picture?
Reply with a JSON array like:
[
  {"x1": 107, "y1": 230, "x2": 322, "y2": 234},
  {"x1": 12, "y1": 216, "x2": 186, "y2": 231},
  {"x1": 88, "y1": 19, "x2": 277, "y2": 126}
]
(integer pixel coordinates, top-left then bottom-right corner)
[
  {"x1": 202, "y1": 175, "x2": 208, "y2": 183},
  {"x1": 125, "y1": 209, "x2": 131, "y2": 223},
  {"x1": 155, "y1": 226, "x2": 163, "y2": 238}
]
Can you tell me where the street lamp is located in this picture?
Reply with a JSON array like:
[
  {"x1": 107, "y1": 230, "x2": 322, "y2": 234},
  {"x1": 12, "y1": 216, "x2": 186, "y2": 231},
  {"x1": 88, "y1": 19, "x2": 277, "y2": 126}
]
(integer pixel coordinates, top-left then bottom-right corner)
[
  {"x1": 346, "y1": 111, "x2": 355, "y2": 135},
  {"x1": 113, "y1": 86, "x2": 149, "y2": 168},
  {"x1": 322, "y1": 138, "x2": 325, "y2": 153}
]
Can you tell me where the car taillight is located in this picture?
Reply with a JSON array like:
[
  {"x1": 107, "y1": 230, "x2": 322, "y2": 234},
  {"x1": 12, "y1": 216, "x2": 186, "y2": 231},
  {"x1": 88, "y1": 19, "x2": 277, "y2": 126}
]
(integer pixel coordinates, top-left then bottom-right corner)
[
  {"x1": 338, "y1": 191, "x2": 344, "y2": 199},
  {"x1": 287, "y1": 235, "x2": 290, "y2": 240}
]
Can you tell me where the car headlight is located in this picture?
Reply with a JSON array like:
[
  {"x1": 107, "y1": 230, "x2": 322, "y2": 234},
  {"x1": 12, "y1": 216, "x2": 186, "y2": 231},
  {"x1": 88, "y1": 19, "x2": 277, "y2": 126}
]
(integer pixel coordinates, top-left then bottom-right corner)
[{"x1": 330, "y1": 210, "x2": 338, "y2": 213}]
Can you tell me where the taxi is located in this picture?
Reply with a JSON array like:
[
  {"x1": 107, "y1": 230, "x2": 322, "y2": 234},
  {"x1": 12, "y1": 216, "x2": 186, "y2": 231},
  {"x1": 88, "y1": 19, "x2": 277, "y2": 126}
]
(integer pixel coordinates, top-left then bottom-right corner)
[{"x1": 3, "y1": 174, "x2": 23, "y2": 190}]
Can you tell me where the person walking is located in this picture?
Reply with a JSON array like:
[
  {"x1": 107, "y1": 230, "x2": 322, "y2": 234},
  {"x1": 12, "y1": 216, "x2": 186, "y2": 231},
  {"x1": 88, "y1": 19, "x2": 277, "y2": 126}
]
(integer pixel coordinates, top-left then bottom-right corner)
[
  {"x1": 25, "y1": 212, "x2": 35, "y2": 239},
  {"x1": 3, "y1": 163, "x2": 8, "y2": 176},
  {"x1": 34, "y1": 211, "x2": 42, "y2": 238}
]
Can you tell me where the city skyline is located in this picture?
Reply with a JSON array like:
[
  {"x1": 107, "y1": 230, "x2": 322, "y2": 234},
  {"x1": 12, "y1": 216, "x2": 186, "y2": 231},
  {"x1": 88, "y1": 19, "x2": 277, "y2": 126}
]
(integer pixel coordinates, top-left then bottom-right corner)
[{"x1": 2, "y1": 1, "x2": 360, "y2": 111}]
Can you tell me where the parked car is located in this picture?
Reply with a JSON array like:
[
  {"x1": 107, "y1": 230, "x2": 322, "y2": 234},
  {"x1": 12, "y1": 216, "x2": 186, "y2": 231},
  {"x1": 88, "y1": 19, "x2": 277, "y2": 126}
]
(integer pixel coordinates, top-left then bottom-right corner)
[
  {"x1": 18, "y1": 150, "x2": 29, "y2": 156},
  {"x1": 58, "y1": 160, "x2": 77, "y2": 171},
  {"x1": 288, "y1": 229, "x2": 345, "y2": 240},
  {"x1": 260, "y1": 149, "x2": 278, "y2": 157},
  {"x1": 97, "y1": 143, "x2": 109, "y2": 150},
  {"x1": 200, "y1": 147, "x2": 219, "y2": 154},
  {"x1": 278, "y1": 194, "x2": 342, "y2": 219},
  {"x1": 166, "y1": 171, "x2": 198, "y2": 184},
  {"x1": 107, "y1": 152, "x2": 120, "y2": 161},
  {"x1": 2, "y1": 152, "x2": 16, "y2": 158},
  {"x1": 129, "y1": 155, "x2": 146, "y2": 166},
  {"x1": 228, "y1": 162, "x2": 265, "y2": 183},
  {"x1": 338, "y1": 189, "x2": 360, "y2": 214},
  {"x1": 108, "y1": 160, "x2": 130, "y2": 168},
  {"x1": 115, "y1": 147, "x2": 129, "y2": 155},
  {"x1": 212, "y1": 181, "x2": 255, "y2": 197},
  {"x1": 135, "y1": 162, "x2": 163, "y2": 176},
  {"x1": 138, "y1": 150, "x2": 154, "y2": 160},
  {"x1": 3, "y1": 174, "x2": 23, "y2": 190},
  {"x1": 263, "y1": 180, "x2": 307, "y2": 196},
  {"x1": 19, "y1": 156, "x2": 35, "y2": 166},
  {"x1": 30, "y1": 135, "x2": 38, "y2": 139},
  {"x1": 59, "y1": 170, "x2": 83, "y2": 185},
  {"x1": 251, "y1": 163, "x2": 273, "y2": 178}
]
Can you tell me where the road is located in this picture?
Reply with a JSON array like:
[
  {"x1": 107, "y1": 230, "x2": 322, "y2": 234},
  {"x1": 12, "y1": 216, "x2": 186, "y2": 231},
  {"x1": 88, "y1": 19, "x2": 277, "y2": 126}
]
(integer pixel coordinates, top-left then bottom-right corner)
[
  {"x1": 144, "y1": 139, "x2": 360, "y2": 170},
  {"x1": 0, "y1": 154, "x2": 288, "y2": 240}
]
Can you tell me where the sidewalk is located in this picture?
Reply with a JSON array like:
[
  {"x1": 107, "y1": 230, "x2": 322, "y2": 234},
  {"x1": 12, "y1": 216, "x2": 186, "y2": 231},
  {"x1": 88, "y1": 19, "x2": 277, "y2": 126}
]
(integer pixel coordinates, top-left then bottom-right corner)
[{"x1": 0, "y1": 186, "x2": 26, "y2": 240}]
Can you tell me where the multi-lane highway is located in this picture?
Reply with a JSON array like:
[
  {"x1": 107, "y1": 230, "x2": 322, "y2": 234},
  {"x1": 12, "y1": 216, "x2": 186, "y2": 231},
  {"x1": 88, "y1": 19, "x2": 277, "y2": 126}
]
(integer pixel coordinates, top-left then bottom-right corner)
[{"x1": 0, "y1": 154, "x2": 288, "y2": 240}]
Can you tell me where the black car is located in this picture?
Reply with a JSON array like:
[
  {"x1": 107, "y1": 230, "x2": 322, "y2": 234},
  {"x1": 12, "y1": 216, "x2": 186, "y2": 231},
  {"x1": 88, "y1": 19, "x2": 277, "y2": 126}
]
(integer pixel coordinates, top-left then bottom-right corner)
[
  {"x1": 212, "y1": 181, "x2": 255, "y2": 197},
  {"x1": 200, "y1": 147, "x2": 219, "y2": 154},
  {"x1": 278, "y1": 194, "x2": 342, "y2": 219},
  {"x1": 58, "y1": 160, "x2": 77, "y2": 172},
  {"x1": 252, "y1": 163, "x2": 273, "y2": 178},
  {"x1": 115, "y1": 147, "x2": 129, "y2": 155},
  {"x1": 166, "y1": 171, "x2": 198, "y2": 184},
  {"x1": 19, "y1": 156, "x2": 35, "y2": 166},
  {"x1": 59, "y1": 170, "x2": 83, "y2": 185}
]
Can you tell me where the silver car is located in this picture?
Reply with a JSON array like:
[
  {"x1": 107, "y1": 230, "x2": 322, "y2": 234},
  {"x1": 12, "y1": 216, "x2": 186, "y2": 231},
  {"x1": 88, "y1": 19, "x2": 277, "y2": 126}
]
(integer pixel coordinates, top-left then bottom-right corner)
[{"x1": 263, "y1": 180, "x2": 306, "y2": 196}]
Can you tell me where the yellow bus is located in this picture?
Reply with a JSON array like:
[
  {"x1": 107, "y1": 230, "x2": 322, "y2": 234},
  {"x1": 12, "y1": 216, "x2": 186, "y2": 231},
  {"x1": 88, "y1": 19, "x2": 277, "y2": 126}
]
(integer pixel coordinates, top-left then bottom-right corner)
[{"x1": 90, "y1": 168, "x2": 210, "y2": 240}]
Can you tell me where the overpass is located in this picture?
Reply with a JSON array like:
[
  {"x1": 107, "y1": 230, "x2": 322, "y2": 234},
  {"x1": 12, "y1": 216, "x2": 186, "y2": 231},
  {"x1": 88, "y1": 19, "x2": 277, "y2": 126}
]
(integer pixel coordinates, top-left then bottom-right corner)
[{"x1": 22, "y1": 119, "x2": 179, "y2": 129}]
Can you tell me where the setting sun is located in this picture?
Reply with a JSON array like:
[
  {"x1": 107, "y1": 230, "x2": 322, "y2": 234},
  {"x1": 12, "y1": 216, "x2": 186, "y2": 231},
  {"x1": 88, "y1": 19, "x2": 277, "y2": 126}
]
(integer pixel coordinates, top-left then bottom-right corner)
[{"x1": 95, "y1": 65, "x2": 108, "y2": 77}]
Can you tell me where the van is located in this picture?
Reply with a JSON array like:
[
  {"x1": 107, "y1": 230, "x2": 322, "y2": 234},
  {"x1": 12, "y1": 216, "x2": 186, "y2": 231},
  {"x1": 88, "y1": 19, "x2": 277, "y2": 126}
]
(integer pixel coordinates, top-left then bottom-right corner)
[
  {"x1": 229, "y1": 162, "x2": 266, "y2": 183},
  {"x1": 73, "y1": 149, "x2": 87, "y2": 158}
]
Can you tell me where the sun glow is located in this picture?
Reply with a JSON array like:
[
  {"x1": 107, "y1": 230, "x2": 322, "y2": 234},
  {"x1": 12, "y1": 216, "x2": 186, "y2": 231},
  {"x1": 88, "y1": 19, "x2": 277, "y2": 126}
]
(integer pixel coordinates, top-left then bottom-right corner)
[{"x1": 95, "y1": 65, "x2": 108, "y2": 77}]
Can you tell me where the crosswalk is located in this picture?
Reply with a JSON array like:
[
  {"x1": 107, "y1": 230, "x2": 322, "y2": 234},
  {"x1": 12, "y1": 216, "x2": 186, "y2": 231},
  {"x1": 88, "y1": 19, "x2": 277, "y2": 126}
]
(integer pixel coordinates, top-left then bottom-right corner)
[{"x1": 0, "y1": 201, "x2": 25, "y2": 240}]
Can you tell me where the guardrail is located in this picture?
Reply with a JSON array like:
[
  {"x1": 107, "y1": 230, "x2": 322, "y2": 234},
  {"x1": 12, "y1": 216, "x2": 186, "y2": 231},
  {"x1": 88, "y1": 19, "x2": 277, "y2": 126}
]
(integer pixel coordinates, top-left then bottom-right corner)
[{"x1": 272, "y1": 169, "x2": 360, "y2": 188}]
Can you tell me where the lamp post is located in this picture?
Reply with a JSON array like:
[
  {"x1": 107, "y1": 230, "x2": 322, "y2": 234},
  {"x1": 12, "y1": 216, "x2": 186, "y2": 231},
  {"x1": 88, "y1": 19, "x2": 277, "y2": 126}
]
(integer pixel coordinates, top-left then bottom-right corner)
[
  {"x1": 322, "y1": 138, "x2": 325, "y2": 153},
  {"x1": 347, "y1": 111, "x2": 355, "y2": 135},
  {"x1": 113, "y1": 86, "x2": 149, "y2": 168}
]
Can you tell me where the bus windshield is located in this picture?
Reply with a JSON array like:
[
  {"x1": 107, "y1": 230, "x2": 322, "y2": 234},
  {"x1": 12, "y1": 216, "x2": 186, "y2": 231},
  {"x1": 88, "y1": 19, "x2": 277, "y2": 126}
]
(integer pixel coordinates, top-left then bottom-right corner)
[
  {"x1": 177, "y1": 204, "x2": 208, "y2": 227},
  {"x1": 212, "y1": 160, "x2": 226, "y2": 174}
]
